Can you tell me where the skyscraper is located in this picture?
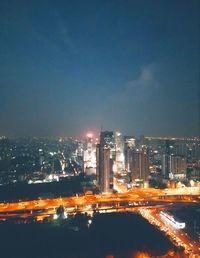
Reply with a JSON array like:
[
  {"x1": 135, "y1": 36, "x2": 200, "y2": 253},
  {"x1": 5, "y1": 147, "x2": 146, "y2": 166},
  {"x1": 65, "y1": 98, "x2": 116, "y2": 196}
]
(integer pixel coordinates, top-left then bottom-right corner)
[
  {"x1": 83, "y1": 133, "x2": 96, "y2": 175},
  {"x1": 162, "y1": 154, "x2": 169, "y2": 178},
  {"x1": 129, "y1": 148, "x2": 149, "y2": 186},
  {"x1": 96, "y1": 131, "x2": 114, "y2": 192},
  {"x1": 96, "y1": 145, "x2": 113, "y2": 192},
  {"x1": 161, "y1": 140, "x2": 172, "y2": 179},
  {"x1": 100, "y1": 131, "x2": 114, "y2": 148},
  {"x1": 169, "y1": 155, "x2": 187, "y2": 180},
  {"x1": 114, "y1": 131, "x2": 125, "y2": 172},
  {"x1": 124, "y1": 136, "x2": 136, "y2": 171}
]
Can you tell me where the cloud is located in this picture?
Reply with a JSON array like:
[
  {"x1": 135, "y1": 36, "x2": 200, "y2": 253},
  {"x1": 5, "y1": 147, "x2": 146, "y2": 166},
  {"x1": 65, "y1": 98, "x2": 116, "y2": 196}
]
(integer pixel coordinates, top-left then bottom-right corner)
[
  {"x1": 96, "y1": 64, "x2": 157, "y2": 131},
  {"x1": 112, "y1": 64, "x2": 157, "y2": 106},
  {"x1": 53, "y1": 9, "x2": 76, "y2": 51},
  {"x1": 33, "y1": 7, "x2": 76, "y2": 53},
  {"x1": 100, "y1": 62, "x2": 199, "y2": 136},
  {"x1": 128, "y1": 65, "x2": 154, "y2": 88}
]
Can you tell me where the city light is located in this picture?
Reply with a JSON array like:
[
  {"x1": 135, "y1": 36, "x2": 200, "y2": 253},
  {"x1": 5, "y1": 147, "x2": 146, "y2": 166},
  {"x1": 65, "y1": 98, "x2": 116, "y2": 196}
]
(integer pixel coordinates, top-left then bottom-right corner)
[
  {"x1": 87, "y1": 133, "x2": 93, "y2": 138},
  {"x1": 0, "y1": 0, "x2": 199, "y2": 256}
]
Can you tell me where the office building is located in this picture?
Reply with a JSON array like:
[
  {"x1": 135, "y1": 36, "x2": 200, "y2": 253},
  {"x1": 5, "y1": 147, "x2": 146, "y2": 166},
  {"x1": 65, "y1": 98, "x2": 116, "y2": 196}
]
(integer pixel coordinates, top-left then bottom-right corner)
[
  {"x1": 96, "y1": 131, "x2": 114, "y2": 192},
  {"x1": 100, "y1": 131, "x2": 114, "y2": 148},
  {"x1": 128, "y1": 147, "x2": 149, "y2": 186},
  {"x1": 124, "y1": 136, "x2": 136, "y2": 171},
  {"x1": 161, "y1": 154, "x2": 169, "y2": 178},
  {"x1": 114, "y1": 131, "x2": 125, "y2": 172},
  {"x1": 83, "y1": 133, "x2": 96, "y2": 175},
  {"x1": 169, "y1": 155, "x2": 187, "y2": 180}
]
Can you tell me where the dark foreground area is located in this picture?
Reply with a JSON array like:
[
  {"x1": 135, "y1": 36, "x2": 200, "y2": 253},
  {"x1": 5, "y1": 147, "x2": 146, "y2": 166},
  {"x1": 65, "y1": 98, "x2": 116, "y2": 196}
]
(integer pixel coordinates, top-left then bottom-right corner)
[
  {"x1": 0, "y1": 178, "x2": 84, "y2": 202},
  {"x1": 0, "y1": 212, "x2": 182, "y2": 258}
]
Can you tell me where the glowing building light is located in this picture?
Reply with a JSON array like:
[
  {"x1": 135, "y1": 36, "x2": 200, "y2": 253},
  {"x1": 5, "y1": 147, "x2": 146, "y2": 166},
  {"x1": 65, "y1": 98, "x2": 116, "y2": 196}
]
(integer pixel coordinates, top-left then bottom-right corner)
[
  {"x1": 190, "y1": 180, "x2": 195, "y2": 187},
  {"x1": 113, "y1": 164, "x2": 117, "y2": 173},
  {"x1": 119, "y1": 153, "x2": 125, "y2": 162},
  {"x1": 53, "y1": 214, "x2": 58, "y2": 220},
  {"x1": 87, "y1": 133, "x2": 93, "y2": 138}
]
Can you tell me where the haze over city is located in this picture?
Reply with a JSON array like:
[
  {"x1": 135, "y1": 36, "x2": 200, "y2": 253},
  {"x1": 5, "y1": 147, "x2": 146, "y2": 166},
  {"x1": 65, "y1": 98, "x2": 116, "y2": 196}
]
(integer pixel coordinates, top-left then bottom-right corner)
[{"x1": 0, "y1": 0, "x2": 199, "y2": 137}]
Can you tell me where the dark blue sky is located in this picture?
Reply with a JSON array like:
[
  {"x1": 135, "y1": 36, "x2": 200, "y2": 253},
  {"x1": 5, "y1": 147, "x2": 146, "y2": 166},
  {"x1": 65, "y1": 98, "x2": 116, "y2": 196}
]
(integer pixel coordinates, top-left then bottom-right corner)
[{"x1": 0, "y1": 0, "x2": 199, "y2": 137}]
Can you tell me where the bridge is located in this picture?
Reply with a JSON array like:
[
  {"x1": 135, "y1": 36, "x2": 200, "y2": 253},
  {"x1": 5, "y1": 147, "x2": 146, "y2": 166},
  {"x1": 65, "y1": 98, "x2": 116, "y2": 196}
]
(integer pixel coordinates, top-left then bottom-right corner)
[{"x1": 0, "y1": 187, "x2": 199, "y2": 221}]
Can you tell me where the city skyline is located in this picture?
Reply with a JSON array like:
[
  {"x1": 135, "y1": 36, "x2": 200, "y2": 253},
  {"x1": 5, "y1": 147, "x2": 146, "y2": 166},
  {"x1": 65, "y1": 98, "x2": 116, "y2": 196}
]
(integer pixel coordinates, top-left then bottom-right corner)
[
  {"x1": 0, "y1": 128, "x2": 199, "y2": 257},
  {"x1": 0, "y1": 0, "x2": 200, "y2": 138}
]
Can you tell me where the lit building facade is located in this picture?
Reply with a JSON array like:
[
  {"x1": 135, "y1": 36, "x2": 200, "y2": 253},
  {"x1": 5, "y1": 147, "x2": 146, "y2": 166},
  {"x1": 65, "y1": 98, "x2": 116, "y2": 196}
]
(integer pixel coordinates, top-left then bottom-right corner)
[
  {"x1": 114, "y1": 131, "x2": 125, "y2": 172},
  {"x1": 83, "y1": 134, "x2": 97, "y2": 175},
  {"x1": 128, "y1": 147, "x2": 149, "y2": 186},
  {"x1": 96, "y1": 131, "x2": 114, "y2": 192},
  {"x1": 161, "y1": 154, "x2": 169, "y2": 178},
  {"x1": 124, "y1": 136, "x2": 136, "y2": 171},
  {"x1": 169, "y1": 155, "x2": 187, "y2": 180}
]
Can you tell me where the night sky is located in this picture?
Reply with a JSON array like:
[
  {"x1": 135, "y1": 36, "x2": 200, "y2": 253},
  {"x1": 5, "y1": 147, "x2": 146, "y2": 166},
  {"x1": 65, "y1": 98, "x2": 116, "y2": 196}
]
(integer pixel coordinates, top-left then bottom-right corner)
[{"x1": 0, "y1": 0, "x2": 199, "y2": 137}]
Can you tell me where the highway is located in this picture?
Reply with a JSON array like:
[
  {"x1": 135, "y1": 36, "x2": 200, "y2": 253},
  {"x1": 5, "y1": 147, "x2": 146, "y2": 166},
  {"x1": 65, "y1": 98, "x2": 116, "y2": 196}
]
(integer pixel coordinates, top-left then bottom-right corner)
[
  {"x1": 0, "y1": 186, "x2": 199, "y2": 257},
  {"x1": 0, "y1": 186, "x2": 199, "y2": 220}
]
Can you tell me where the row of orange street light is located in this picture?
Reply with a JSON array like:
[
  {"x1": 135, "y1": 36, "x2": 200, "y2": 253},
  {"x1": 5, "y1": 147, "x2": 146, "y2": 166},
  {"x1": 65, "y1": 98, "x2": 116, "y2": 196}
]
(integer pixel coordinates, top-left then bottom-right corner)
[
  {"x1": 0, "y1": 187, "x2": 199, "y2": 214},
  {"x1": 0, "y1": 187, "x2": 199, "y2": 225}
]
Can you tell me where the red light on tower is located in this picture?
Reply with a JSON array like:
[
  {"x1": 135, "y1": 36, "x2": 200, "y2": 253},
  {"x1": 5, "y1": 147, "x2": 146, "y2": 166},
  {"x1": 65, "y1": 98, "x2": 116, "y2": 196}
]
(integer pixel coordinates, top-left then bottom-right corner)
[{"x1": 87, "y1": 133, "x2": 93, "y2": 138}]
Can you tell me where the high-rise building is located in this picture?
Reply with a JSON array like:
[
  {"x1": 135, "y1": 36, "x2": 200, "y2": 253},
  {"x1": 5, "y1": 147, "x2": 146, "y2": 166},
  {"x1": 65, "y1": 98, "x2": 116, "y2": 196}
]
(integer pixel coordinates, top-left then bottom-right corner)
[
  {"x1": 174, "y1": 140, "x2": 187, "y2": 156},
  {"x1": 38, "y1": 148, "x2": 45, "y2": 171},
  {"x1": 188, "y1": 158, "x2": 200, "y2": 180},
  {"x1": 128, "y1": 148, "x2": 149, "y2": 185},
  {"x1": 96, "y1": 131, "x2": 114, "y2": 192},
  {"x1": 124, "y1": 136, "x2": 136, "y2": 149},
  {"x1": 187, "y1": 142, "x2": 200, "y2": 162},
  {"x1": 83, "y1": 133, "x2": 96, "y2": 175},
  {"x1": 100, "y1": 131, "x2": 114, "y2": 148},
  {"x1": 161, "y1": 140, "x2": 173, "y2": 179},
  {"x1": 161, "y1": 154, "x2": 169, "y2": 178},
  {"x1": 124, "y1": 136, "x2": 136, "y2": 171},
  {"x1": 163, "y1": 140, "x2": 171, "y2": 155},
  {"x1": 169, "y1": 155, "x2": 187, "y2": 180},
  {"x1": 77, "y1": 141, "x2": 84, "y2": 157},
  {"x1": 114, "y1": 132, "x2": 125, "y2": 172},
  {"x1": 96, "y1": 144, "x2": 113, "y2": 192}
]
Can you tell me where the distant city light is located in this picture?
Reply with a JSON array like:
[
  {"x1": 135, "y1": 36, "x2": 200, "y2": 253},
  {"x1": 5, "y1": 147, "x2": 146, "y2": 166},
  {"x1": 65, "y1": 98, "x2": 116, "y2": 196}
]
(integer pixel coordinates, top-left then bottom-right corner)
[{"x1": 190, "y1": 180, "x2": 195, "y2": 187}]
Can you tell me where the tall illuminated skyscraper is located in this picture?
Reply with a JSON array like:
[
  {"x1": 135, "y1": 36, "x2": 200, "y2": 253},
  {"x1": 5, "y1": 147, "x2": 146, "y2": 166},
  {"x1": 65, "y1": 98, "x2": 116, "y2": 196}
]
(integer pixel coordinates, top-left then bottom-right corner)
[
  {"x1": 96, "y1": 145, "x2": 113, "y2": 192},
  {"x1": 96, "y1": 131, "x2": 114, "y2": 192},
  {"x1": 124, "y1": 136, "x2": 136, "y2": 171},
  {"x1": 83, "y1": 133, "x2": 97, "y2": 175},
  {"x1": 161, "y1": 140, "x2": 171, "y2": 179},
  {"x1": 114, "y1": 131, "x2": 125, "y2": 172}
]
